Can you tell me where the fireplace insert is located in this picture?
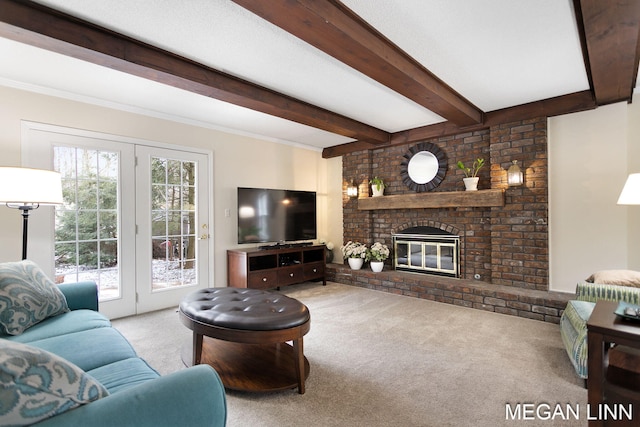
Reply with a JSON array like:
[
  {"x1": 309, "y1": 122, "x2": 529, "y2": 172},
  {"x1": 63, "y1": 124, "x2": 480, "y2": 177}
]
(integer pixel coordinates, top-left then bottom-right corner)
[{"x1": 392, "y1": 226, "x2": 460, "y2": 278}]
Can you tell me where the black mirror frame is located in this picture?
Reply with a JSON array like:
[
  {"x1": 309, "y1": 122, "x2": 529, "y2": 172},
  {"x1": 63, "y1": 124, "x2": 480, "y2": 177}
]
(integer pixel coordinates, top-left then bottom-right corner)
[{"x1": 400, "y1": 142, "x2": 448, "y2": 192}]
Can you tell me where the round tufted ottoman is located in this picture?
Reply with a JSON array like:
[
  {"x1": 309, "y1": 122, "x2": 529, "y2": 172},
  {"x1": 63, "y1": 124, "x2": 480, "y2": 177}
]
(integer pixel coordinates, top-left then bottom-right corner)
[{"x1": 179, "y1": 287, "x2": 311, "y2": 394}]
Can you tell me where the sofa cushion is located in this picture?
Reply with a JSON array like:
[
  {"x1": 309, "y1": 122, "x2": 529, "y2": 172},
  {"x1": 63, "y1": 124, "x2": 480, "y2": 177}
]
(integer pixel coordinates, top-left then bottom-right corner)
[
  {"x1": 4, "y1": 310, "x2": 111, "y2": 344},
  {"x1": 586, "y1": 270, "x2": 640, "y2": 288},
  {"x1": 0, "y1": 339, "x2": 109, "y2": 426},
  {"x1": 87, "y1": 357, "x2": 160, "y2": 394},
  {"x1": 0, "y1": 260, "x2": 69, "y2": 336},
  {"x1": 25, "y1": 327, "x2": 138, "y2": 372}
]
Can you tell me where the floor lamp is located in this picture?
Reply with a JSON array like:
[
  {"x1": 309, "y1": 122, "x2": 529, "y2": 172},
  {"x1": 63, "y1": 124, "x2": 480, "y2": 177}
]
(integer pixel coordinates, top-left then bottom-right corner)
[{"x1": 0, "y1": 167, "x2": 63, "y2": 260}]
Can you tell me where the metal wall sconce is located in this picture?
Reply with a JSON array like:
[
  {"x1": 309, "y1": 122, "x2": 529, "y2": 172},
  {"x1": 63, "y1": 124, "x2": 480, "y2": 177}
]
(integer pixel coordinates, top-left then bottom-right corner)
[
  {"x1": 507, "y1": 160, "x2": 523, "y2": 186},
  {"x1": 346, "y1": 180, "x2": 358, "y2": 198}
]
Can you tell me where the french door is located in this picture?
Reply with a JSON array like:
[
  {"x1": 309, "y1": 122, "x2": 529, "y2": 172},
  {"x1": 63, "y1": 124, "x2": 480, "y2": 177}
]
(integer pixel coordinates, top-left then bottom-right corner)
[
  {"x1": 134, "y1": 146, "x2": 210, "y2": 313},
  {"x1": 23, "y1": 124, "x2": 211, "y2": 318}
]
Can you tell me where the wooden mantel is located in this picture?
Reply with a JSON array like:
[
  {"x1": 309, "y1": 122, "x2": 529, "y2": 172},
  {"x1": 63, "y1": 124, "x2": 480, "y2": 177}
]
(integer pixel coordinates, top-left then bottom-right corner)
[{"x1": 357, "y1": 189, "x2": 505, "y2": 210}]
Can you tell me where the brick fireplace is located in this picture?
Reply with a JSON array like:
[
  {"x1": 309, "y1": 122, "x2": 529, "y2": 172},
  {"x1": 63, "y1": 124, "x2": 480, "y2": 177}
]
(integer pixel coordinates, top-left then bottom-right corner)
[{"x1": 327, "y1": 117, "x2": 571, "y2": 323}]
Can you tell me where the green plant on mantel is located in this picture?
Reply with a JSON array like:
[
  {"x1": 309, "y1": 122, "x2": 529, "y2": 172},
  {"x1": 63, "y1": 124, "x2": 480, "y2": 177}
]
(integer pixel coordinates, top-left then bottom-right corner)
[
  {"x1": 369, "y1": 176, "x2": 385, "y2": 191},
  {"x1": 456, "y1": 158, "x2": 485, "y2": 178}
]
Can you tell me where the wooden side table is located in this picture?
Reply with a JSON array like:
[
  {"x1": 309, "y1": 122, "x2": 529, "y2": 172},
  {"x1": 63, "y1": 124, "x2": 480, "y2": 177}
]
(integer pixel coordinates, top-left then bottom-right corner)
[{"x1": 587, "y1": 300, "x2": 640, "y2": 426}]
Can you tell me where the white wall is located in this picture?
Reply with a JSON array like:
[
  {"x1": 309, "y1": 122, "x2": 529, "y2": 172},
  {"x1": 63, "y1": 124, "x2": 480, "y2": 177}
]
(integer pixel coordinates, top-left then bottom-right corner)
[
  {"x1": 548, "y1": 101, "x2": 640, "y2": 292},
  {"x1": 626, "y1": 99, "x2": 640, "y2": 266},
  {"x1": 0, "y1": 85, "x2": 344, "y2": 288}
]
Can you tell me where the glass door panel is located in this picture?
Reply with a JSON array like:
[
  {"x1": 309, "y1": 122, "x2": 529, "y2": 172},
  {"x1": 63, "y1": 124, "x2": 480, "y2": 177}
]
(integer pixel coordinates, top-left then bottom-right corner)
[
  {"x1": 424, "y1": 244, "x2": 438, "y2": 269},
  {"x1": 150, "y1": 157, "x2": 197, "y2": 290},
  {"x1": 441, "y1": 245, "x2": 455, "y2": 270},
  {"x1": 53, "y1": 147, "x2": 121, "y2": 301},
  {"x1": 410, "y1": 243, "x2": 423, "y2": 267}
]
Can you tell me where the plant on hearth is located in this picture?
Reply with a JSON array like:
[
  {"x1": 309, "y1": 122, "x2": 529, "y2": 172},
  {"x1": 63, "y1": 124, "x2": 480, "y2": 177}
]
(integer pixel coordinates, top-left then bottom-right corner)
[
  {"x1": 366, "y1": 242, "x2": 390, "y2": 262},
  {"x1": 341, "y1": 241, "x2": 367, "y2": 259},
  {"x1": 456, "y1": 158, "x2": 485, "y2": 178}
]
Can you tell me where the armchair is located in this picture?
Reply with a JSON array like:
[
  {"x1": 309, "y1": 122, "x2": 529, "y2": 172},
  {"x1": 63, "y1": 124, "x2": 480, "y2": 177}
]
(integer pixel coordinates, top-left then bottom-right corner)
[{"x1": 560, "y1": 281, "x2": 640, "y2": 379}]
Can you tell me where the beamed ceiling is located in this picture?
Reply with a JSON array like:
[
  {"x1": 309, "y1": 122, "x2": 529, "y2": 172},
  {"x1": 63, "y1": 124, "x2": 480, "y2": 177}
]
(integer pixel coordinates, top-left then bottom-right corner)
[{"x1": 0, "y1": 0, "x2": 639, "y2": 157}]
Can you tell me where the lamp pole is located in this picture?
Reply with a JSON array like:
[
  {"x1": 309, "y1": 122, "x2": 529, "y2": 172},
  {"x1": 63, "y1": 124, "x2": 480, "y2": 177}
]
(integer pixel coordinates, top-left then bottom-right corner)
[{"x1": 19, "y1": 204, "x2": 38, "y2": 260}]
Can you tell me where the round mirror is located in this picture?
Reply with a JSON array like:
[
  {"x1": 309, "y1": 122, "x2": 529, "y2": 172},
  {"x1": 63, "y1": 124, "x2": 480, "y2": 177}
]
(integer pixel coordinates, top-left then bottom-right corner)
[
  {"x1": 408, "y1": 151, "x2": 438, "y2": 184},
  {"x1": 400, "y1": 142, "x2": 447, "y2": 192}
]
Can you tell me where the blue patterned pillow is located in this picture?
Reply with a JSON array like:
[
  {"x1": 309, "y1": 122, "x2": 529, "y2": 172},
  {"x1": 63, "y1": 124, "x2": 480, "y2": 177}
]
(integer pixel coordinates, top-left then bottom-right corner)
[
  {"x1": 0, "y1": 260, "x2": 69, "y2": 335},
  {"x1": 0, "y1": 340, "x2": 109, "y2": 425}
]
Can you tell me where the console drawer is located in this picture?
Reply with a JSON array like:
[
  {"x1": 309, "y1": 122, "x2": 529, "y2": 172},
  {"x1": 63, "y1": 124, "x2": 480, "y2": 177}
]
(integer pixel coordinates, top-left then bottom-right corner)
[
  {"x1": 304, "y1": 262, "x2": 324, "y2": 280},
  {"x1": 278, "y1": 265, "x2": 304, "y2": 286},
  {"x1": 248, "y1": 270, "x2": 278, "y2": 289}
]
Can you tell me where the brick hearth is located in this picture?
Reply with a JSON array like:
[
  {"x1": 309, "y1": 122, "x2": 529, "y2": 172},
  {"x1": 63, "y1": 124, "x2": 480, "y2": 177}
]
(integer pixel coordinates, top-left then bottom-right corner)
[{"x1": 326, "y1": 263, "x2": 571, "y2": 324}]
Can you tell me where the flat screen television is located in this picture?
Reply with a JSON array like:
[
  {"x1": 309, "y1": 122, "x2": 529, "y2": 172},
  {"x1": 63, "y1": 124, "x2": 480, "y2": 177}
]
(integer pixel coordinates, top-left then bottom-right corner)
[{"x1": 237, "y1": 187, "x2": 317, "y2": 244}]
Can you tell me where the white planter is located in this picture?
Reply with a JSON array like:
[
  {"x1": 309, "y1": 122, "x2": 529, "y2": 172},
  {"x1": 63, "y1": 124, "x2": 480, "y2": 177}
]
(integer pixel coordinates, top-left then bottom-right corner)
[
  {"x1": 370, "y1": 261, "x2": 384, "y2": 273},
  {"x1": 463, "y1": 177, "x2": 479, "y2": 191},
  {"x1": 348, "y1": 258, "x2": 364, "y2": 270},
  {"x1": 371, "y1": 185, "x2": 384, "y2": 197}
]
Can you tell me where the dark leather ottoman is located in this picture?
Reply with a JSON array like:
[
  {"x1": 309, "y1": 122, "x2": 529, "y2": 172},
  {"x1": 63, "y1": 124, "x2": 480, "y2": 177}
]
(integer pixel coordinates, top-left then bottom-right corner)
[{"x1": 179, "y1": 288, "x2": 311, "y2": 394}]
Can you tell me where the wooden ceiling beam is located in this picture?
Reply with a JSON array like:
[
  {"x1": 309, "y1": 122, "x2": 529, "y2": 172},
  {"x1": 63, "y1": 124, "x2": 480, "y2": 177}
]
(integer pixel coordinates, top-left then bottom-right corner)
[
  {"x1": 322, "y1": 91, "x2": 596, "y2": 158},
  {"x1": 0, "y1": 0, "x2": 390, "y2": 144},
  {"x1": 575, "y1": 0, "x2": 640, "y2": 105},
  {"x1": 232, "y1": 0, "x2": 484, "y2": 127}
]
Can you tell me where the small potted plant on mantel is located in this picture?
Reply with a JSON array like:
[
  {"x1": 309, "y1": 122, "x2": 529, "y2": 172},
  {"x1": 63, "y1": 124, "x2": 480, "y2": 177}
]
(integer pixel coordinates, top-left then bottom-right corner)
[
  {"x1": 369, "y1": 176, "x2": 385, "y2": 197},
  {"x1": 456, "y1": 158, "x2": 485, "y2": 191}
]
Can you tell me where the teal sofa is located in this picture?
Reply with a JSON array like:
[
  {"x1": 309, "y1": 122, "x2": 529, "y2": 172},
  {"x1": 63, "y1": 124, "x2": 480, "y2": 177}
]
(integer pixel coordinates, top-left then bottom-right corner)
[
  {"x1": 560, "y1": 280, "x2": 640, "y2": 379},
  {"x1": 1, "y1": 279, "x2": 227, "y2": 426}
]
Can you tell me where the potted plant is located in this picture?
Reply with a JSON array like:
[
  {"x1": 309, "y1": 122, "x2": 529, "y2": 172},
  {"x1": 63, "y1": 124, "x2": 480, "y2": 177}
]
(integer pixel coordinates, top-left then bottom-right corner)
[
  {"x1": 322, "y1": 240, "x2": 335, "y2": 263},
  {"x1": 369, "y1": 176, "x2": 385, "y2": 197},
  {"x1": 366, "y1": 242, "x2": 390, "y2": 272},
  {"x1": 341, "y1": 241, "x2": 367, "y2": 270},
  {"x1": 456, "y1": 158, "x2": 485, "y2": 191}
]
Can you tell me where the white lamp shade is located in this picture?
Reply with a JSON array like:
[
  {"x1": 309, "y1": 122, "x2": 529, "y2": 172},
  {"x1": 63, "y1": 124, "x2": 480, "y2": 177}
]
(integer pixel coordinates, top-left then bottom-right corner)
[
  {"x1": 617, "y1": 173, "x2": 640, "y2": 205},
  {"x1": 0, "y1": 167, "x2": 63, "y2": 205}
]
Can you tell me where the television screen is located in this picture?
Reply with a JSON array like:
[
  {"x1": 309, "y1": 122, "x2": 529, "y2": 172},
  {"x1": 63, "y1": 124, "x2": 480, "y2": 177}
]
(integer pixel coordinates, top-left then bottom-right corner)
[{"x1": 237, "y1": 187, "x2": 317, "y2": 244}]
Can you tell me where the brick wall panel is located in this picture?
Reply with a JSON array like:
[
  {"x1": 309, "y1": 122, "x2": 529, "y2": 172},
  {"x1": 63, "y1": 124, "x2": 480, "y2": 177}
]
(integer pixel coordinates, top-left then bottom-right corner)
[{"x1": 342, "y1": 118, "x2": 548, "y2": 290}]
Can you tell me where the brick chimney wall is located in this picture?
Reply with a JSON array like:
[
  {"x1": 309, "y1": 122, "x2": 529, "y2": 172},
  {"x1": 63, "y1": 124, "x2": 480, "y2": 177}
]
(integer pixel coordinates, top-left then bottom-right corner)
[{"x1": 341, "y1": 117, "x2": 548, "y2": 291}]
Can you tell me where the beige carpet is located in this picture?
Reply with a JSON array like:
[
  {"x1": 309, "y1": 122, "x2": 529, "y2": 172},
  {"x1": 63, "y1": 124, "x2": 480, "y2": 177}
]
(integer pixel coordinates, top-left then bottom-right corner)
[{"x1": 113, "y1": 282, "x2": 586, "y2": 426}]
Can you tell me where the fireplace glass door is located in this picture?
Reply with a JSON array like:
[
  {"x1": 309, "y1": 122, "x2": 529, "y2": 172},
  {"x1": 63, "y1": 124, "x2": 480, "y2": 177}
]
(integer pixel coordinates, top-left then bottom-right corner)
[{"x1": 394, "y1": 236, "x2": 460, "y2": 278}]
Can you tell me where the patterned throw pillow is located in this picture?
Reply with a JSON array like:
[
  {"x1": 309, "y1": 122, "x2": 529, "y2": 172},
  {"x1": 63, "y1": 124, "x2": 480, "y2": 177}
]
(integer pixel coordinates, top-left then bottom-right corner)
[
  {"x1": 0, "y1": 260, "x2": 69, "y2": 335},
  {"x1": 0, "y1": 340, "x2": 109, "y2": 425}
]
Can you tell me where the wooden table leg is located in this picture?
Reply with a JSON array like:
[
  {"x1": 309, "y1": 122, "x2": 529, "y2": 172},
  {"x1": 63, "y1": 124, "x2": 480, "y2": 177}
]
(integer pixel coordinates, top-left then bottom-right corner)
[
  {"x1": 193, "y1": 332, "x2": 203, "y2": 365},
  {"x1": 293, "y1": 337, "x2": 305, "y2": 394},
  {"x1": 587, "y1": 330, "x2": 605, "y2": 426}
]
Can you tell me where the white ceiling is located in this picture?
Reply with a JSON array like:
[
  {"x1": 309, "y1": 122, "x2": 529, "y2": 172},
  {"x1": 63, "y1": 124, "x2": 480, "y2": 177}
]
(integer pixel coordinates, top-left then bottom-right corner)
[{"x1": 0, "y1": 0, "x2": 605, "y2": 150}]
